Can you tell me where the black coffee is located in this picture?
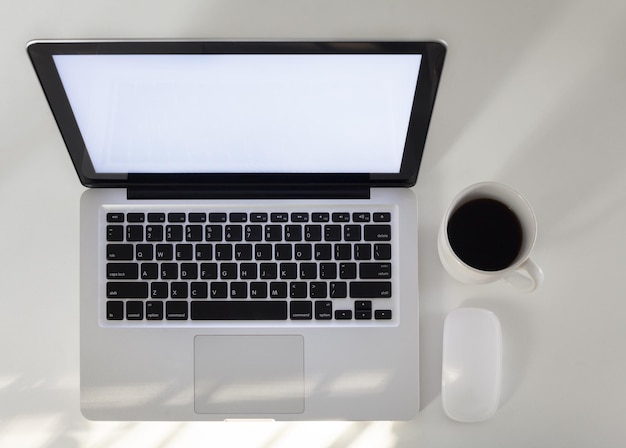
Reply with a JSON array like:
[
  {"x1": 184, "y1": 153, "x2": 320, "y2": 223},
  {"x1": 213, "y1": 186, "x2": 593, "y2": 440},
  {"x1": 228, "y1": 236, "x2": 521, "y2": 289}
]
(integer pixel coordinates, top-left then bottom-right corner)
[{"x1": 447, "y1": 198, "x2": 523, "y2": 271}]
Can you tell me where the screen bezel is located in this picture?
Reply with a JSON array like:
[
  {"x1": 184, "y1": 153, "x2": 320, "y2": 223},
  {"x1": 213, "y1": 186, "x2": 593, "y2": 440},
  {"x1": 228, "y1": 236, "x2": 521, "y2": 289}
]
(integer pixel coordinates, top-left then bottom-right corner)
[{"x1": 28, "y1": 40, "x2": 446, "y2": 189}]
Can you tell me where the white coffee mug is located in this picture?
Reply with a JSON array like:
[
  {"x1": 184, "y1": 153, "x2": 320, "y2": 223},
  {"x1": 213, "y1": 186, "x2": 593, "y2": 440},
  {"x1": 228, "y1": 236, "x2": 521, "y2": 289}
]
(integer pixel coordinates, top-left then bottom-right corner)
[{"x1": 438, "y1": 182, "x2": 544, "y2": 292}]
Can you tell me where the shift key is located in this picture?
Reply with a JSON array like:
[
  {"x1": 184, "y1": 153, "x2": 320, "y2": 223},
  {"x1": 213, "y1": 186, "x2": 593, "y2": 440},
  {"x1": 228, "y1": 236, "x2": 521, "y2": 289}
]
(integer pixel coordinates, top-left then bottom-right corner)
[
  {"x1": 107, "y1": 282, "x2": 149, "y2": 298},
  {"x1": 350, "y1": 282, "x2": 392, "y2": 298}
]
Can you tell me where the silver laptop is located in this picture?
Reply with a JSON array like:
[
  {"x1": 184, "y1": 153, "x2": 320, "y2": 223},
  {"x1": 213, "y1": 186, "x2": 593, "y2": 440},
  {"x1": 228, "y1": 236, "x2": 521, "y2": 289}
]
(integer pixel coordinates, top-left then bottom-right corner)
[{"x1": 28, "y1": 40, "x2": 446, "y2": 421}]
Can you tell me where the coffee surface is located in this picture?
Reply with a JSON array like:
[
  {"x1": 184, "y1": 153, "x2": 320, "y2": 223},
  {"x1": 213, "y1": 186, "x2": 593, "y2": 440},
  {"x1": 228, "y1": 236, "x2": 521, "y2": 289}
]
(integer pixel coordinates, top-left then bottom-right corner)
[{"x1": 447, "y1": 198, "x2": 522, "y2": 271}]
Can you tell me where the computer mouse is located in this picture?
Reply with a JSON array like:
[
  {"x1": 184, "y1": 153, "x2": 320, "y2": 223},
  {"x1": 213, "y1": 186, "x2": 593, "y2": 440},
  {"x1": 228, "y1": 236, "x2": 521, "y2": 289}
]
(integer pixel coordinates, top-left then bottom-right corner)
[{"x1": 442, "y1": 308, "x2": 502, "y2": 422}]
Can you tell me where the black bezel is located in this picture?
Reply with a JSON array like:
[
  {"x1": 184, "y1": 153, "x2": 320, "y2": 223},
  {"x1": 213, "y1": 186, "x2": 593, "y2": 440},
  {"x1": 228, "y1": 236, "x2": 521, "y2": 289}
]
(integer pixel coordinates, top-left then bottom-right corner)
[{"x1": 28, "y1": 40, "x2": 446, "y2": 190}]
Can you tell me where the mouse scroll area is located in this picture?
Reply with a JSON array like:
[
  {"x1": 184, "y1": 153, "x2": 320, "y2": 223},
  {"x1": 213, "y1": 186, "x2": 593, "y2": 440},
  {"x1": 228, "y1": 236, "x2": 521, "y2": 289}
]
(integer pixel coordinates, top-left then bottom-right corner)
[
  {"x1": 194, "y1": 335, "x2": 304, "y2": 415},
  {"x1": 442, "y1": 308, "x2": 502, "y2": 423}
]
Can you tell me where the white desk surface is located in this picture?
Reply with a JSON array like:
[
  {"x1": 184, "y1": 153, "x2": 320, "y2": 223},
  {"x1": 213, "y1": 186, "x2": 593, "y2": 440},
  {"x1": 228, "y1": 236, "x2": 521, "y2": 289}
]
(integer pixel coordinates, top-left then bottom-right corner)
[{"x1": 2, "y1": 1, "x2": 626, "y2": 446}]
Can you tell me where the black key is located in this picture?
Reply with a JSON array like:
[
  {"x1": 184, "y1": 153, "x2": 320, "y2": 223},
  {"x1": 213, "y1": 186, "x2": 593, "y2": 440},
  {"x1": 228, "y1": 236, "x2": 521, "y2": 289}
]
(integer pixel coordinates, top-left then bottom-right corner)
[
  {"x1": 270, "y1": 213, "x2": 288, "y2": 222},
  {"x1": 146, "y1": 301, "x2": 164, "y2": 320},
  {"x1": 269, "y1": 282, "x2": 288, "y2": 298},
  {"x1": 230, "y1": 212, "x2": 248, "y2": 223},
  {"x1": 290, "y1": 282, "x2": 307, "y2": 298},
  {"x1": 364, "y1": 225, "x2": 391, "y2": 241},
  {"x1": 107, "y1": 263, "x2": 139, "y2": 279},
  {"x1": 240, "y1": 263, "x2": 258, "y2": 279},
  {"x1": 191, "y1": 300, "x2": 288, "y2": 320},
  {"x1": 140, "y1": 263, "x2": 158, "y2": 279},
  {"x1": 230, "y1": 282, "x2": 247, "y2": 299},
  {"x1": 299, "y1": 263, "x2": 317, "y2": 279},
  {"x1": 312, "y1": 213, "x2": 330, "y2": 222},
  {"x1": 285, "y1": 225, "x2": 302, "y2": 242},
  {"x1": 330, "y1": 281, "x2": 347, "y2": 298},
  {"x1": 176, "y1": 244, "x2": 193, "y2": 260},
  {"x1": 126, "y1": 301, "x2": 143, "y2": 320},
  {"x1": 290, "y1": 301, "x2": 312, "y2": 320},
  {"x1": 215, "y1": 244, "x2": 233, "y2": 260},
  {"x1": 344, "y1": 225, "x2": 362, "y2": 242},
  {"x1": 349, "y1": 282, "x2": 392, "y2": 298},
  {"x1": 219, "y1": 263, "x2": 237, "y2": 279},
  {"x1": 335, "y1": 309, "x2": 352, "y2": 320},
  {"x1": 166, "y1": 301, "x2": 188, "y2": 320},
  {"x1": 250, "y1": 213, "x2": 268, "y2": 223},
  {"x1": 168, "y1": 213, "x2": 186, "y2": 223},
  {"x1": 146, "y1": 225, "x2": 164, "y2": 242},
  {"x1": 374, "y1": 244, "x2": 392, "y2": 260},
  {"x1": 332, "y1": 212, "x2": 350, "y2": 222},
  {"x1": 279, "y1": 263, "x2": 297, "y2": 279},
  {"x1": 334, "y1": 244, "x2": 351, "y2": 260},
  {"x1": 196, "y1": 244, "x2": 213, "y2": 260},
  {"x1": 304, "y1": 225, "x2": 322, "y2": 241},
  {"x1": 314, "y1": 244, "x2": 332, "y2": 260},
  {"x1": 106, "y1": 301, "x2": 124, "y2": 320},
  {"x1": 155, "y1": 244, "x2": 174, "y2": 260},
  {"x1": 200, "y1": 263, "x2": 218, "y2": 279},
  {"x1": 324, "y1": 225, "x2": 342, "y2": 241},
  {"x1": 259, "y1": 263, "x2": 278, "y2": 279},
  {"x1": 107, "y1": 282, "x2": 148, "y2": 298},
  {"x1": 320, "y1": 263, "x2": 337, "y2": 280},
  {"x1": 355, "y1": 300, "x2": 372, "y2": 320},
  {"x1": 206, "y1": 225, "x2": 223, "y2": 241},
  {"x1": 189, "y1": 213, "x2": 207, "y2": 222},
  {"x1": 339, "y1": 263, "x2": 357, "y2": 279},
  {"x1": 291, "y1": 212, "x2": 309, "y2": 222},
  {"x1": 166, "y1": 225, "x2": 184, "y2": 241},
  {"x1": 250, "y1": 282, "x2": 268, "y2": 299},
  {"x1": 148, "y1": 213, "x2": 165, "y2": 223},
  {"x1": 265, "y1": 225, "x2": 282, "y2": 241},
  {"x1": 210, "y1": 282, "x2": 228, "y2": 298},
  {"x1": 254, "y1": 244, "x2": 272, "y2": 260},
  {"x1": 245, "y1": 225, "x2": 263, "y2": 241},
  {"x1": 186, "y1": 225, "x2": 203, "y2": 241},
  {"x1": 294, "y1": 244, "x2": 312, "y2": 260},
  {"x1": 310, "y1": 282, "x2": 327, "y2": 299},
  {"x1": 234, "y1": 244, "x2": 253, "y2": 260},
  {"x1": 160, "y1": 263, "x2": 178, "y2": 279},
  {"x1": 209, "y1": 213, "x2": 227, "y2": 223},
  {"x1": 107, "y1": 244, "x2": 133, "y2": 260},
  {"x1": 352, "y1": 213, "x2": 371, "y2": 222},
  {"x1": 225, "y1": 225, "x2": 243, "y2": 241},
  {"x1": 107, "y1": 225, "x2": 124, "y2": 241},
  {"x1": 180, "y1": 263, "x2": 198, "y2": 280},
  {"x1": 126, "y1": 225, "x2": 144, "y2": 242},
  {"x1": 107, "y1": 213, "x2": 124, "y2": 223},
  {"x1": 373, "y1": 213, "x2": 391, "y2": 222},
  {"x1": 354, "y1": 244, "x2": 372, "y2": 260},
  {"x1": 127, "y1": 213, "x2": 145, "y2": 223},
  {"x1": 136, "y1": 244, "x2": 153, "y2": 260},
  {"x1": 190, "y1": 282, "x2": 208, "y2": 299},
  {"x1": 355, "y1": 310, "x2": 372, "y2": 320},
  {"x1": 359, "y1": 263, "x2": 392, "y2": 279},
  {"x1": 275, "y1": 244, "x2": 293, "y2": 260},
  {"x1": 315, "y1": 301, "x2": 332, "y2": 319},
  {"x1": 375, "y1": 310, "x2": 392, "y2": 320},
  {"x1": 151, "y1": 282, "x2": 168, "y2": 298}
]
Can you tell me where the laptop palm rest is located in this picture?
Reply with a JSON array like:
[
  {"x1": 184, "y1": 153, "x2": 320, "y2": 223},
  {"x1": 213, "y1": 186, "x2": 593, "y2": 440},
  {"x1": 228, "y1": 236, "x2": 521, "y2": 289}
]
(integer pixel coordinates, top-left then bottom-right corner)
[{"x1": 194, "y1": 335, "x2": 305, "y2": 415}]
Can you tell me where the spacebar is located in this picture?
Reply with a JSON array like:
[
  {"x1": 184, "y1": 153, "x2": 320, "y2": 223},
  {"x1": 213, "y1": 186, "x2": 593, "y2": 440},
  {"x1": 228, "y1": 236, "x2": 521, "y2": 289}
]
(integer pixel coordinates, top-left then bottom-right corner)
[{"x1": 191, "y1": 301, "x2": 288, "y2": 320}]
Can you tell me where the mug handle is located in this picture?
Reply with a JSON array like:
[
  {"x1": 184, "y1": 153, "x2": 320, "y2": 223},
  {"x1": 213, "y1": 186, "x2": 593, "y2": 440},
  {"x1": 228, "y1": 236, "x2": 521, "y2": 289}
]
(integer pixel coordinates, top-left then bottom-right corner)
[{"x1": 503, "y1": 258, "x2": 544, "y2": 292}]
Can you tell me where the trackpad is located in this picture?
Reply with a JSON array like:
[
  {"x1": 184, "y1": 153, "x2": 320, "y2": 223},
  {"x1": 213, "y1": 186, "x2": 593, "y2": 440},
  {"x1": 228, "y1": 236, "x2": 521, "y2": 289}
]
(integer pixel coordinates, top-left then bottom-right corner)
[{"x1": 194, "y1": 335, "x2": 304, "y2": 414}]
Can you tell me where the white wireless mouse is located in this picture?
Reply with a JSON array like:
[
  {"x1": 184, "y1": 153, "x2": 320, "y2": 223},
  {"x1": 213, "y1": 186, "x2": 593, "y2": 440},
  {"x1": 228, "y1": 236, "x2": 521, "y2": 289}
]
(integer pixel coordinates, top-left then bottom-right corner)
[{"x1": 442, "y1": 308, "x2": 502, "y2": 422}]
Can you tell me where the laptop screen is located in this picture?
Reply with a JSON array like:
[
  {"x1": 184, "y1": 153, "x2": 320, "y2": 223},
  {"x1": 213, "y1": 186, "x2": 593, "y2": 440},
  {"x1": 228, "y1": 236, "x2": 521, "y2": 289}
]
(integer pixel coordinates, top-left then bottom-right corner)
[
  {"x1": 53, "y1": 54, "x2": 421, "y2": 175},
  {"x1": 28, "y1": 41, "x2": 446, "y2": 188}
]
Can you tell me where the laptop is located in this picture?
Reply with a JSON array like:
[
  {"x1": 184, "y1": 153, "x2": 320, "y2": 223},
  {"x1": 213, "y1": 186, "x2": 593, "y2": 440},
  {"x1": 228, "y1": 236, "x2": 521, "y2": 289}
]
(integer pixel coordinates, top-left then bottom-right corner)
[{"x1": 28, "y1": 40, "x2": 446, "y2": 421}]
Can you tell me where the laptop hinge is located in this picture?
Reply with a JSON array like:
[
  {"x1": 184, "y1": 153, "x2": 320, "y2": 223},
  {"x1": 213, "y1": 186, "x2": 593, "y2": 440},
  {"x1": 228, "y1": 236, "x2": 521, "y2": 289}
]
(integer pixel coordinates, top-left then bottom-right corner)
[{"x1": 127, "y1": 185, "x2": 371, "y2": 200}]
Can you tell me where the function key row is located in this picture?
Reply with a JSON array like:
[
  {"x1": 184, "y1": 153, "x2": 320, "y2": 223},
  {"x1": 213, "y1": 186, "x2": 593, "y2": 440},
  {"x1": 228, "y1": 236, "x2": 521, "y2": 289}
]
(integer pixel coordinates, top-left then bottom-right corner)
[{"x1": 107, "y1": 212, "x2": 392, "y2": 224}]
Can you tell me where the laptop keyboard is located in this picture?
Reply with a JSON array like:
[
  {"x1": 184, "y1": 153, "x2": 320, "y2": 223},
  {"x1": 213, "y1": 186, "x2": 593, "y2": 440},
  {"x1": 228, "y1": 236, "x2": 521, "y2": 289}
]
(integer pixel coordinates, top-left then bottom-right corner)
[{"x1": 103, "y1": 207, "x2": 396, "y2": 324}]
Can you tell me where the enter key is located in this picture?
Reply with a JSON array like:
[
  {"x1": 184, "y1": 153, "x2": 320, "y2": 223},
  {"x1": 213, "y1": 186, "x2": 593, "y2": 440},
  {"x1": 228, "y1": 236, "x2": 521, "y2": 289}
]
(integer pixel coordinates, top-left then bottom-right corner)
[{"x1": 359, "y1": 263, "x2": 392, "y2": 279}]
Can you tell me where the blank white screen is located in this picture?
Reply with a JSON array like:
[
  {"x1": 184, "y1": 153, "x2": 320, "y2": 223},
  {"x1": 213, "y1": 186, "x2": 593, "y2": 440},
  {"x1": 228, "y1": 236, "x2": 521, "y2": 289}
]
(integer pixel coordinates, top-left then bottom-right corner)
[{"x1": 53, "y1": 54, "x2": 421, "y2": 174}]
